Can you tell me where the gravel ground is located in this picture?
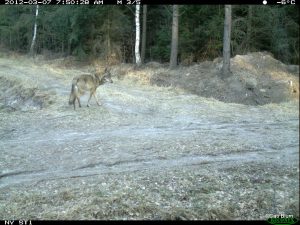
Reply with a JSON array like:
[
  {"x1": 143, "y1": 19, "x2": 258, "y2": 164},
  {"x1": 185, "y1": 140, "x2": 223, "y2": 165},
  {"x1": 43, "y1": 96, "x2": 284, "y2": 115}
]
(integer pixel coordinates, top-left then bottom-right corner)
[{"x1": 0, "y1": 55, "x2": 299, "y2": 220}]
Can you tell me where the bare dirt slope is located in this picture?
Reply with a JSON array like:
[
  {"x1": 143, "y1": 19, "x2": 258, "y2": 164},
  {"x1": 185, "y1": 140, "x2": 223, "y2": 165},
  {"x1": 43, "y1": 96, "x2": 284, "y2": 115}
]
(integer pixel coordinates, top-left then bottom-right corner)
[
  {"x1": 149, "y1": 52, "x2": 299, "y2": 105},
  {"x1": 0, "y1": 53, "x2": 299, "y2": 220}
]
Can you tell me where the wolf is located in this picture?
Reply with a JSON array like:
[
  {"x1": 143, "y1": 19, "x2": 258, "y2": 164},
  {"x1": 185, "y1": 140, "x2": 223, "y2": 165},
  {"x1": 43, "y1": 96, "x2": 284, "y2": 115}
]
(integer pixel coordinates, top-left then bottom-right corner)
[{"x1": 69, "y1": 68, "x2": 113, "y2": 110}]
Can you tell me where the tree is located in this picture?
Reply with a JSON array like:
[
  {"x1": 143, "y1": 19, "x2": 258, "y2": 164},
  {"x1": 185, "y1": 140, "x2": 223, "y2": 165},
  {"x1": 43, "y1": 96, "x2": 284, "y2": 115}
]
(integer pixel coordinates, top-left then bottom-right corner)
[
  {"x1": 0, "y1": 5, "x2": 298, "y2": 64},
  {"x1": 178, "y1": 5, "x2": 224, "y2": 63},
  {"x1": 29, "y1": 5, "x2": 39, "y2": 56},
  {"x1": 135, "y1": 5, "x2": 141, "y2": 67},
  {"x1": 141, "y1": 5, "x2": 147, "y2": 64},
  {"x1": 222, "y1": 5, "x2": 232, "y2": 77},
  {"x1": 169, "y1": 5, "x2": 179, "y2": 69},
  {"x1": 245, "y1": 5, "x2": 253, "y2": 52}
]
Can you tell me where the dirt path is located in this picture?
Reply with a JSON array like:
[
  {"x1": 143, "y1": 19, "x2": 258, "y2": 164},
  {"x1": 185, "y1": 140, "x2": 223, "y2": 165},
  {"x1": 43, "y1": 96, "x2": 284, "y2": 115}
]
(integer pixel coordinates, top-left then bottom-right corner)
[{"x1": 0, "y1": 57, "x2": 299, "y2": 219}]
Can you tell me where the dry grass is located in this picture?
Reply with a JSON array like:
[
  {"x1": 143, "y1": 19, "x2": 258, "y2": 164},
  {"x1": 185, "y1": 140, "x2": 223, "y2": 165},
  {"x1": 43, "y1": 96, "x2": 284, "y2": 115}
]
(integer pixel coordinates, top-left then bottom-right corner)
[
  {"x1": 0, "y1": 53, "x2": 298, "y2": 220},
  {"x1": 0, "y1": 76, "x2": 54, "y2": 111},
  {"x1": 1, "y1": 162, "x2": 298, "y2": 220}
]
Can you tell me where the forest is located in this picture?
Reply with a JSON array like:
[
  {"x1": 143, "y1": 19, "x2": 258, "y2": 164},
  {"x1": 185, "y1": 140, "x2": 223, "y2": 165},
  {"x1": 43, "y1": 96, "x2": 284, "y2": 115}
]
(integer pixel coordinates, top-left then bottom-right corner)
[{"x1": 0, "y1": 5, "x2": 299, "y2": 65}]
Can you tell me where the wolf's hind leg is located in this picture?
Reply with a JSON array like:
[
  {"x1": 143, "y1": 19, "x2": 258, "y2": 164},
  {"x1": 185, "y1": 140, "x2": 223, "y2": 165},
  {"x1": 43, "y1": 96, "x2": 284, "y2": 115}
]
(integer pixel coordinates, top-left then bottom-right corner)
[
  {"x1": 87, "y1": 92, "x2": 93, "y2": 107},
  {"x1": 77, "y1": 97, "x2": 81, "y2": 108}
]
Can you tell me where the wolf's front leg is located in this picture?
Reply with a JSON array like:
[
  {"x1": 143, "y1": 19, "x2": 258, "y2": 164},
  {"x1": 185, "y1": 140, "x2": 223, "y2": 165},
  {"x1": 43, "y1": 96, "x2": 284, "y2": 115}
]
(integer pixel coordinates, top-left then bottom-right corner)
[{"x1": 93, "y1": 92, "x2": 101, "y2": 106}]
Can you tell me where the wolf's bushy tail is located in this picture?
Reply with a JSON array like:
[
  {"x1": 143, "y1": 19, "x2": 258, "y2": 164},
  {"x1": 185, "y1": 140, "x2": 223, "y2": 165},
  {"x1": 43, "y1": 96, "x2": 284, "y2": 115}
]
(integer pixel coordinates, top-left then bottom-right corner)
[{"x1": 69, "y1": 81, "x2": 77, "y2": 105}]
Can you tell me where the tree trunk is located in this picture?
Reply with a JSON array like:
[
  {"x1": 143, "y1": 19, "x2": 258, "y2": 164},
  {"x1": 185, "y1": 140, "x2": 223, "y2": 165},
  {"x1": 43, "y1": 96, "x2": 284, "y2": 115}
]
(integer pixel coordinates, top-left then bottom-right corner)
[
  {"x1": 29, "y1": 5, "x2": 39, "y2": 56},
  {"x1": 246, "y1": 5, "x2": 252, "y2": 52},
  {"x1": 106, "y1": 9, "x2": 111, "y2": 65},
  {"x1": 222, "y1": 5, "x2": 232, "y2": 77},
  {"x1": 141, "y1": 5, "x2": 147, "y2": 64},
  {"x1": 135, "y1": 5, "x2": 141, "y2": 67},
  {"x1": 169, "y1": 5, "x2": 179, "y2": 69}
]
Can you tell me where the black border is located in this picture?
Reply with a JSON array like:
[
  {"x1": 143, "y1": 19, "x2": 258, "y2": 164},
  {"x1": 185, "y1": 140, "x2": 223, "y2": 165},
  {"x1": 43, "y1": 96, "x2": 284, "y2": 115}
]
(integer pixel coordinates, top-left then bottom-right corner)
[
  {"x1": 0, "y1": 220, "x2": 273, "y2": 224},
  {"x1": 1, "y1": 0, "x2": 299, "y2": 5}
]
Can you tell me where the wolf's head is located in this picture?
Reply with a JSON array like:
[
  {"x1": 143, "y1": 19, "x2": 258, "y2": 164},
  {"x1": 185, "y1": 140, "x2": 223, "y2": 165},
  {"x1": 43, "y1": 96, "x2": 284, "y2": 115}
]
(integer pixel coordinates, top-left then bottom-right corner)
[
  {"x1": 102, "y1": 68, "x2": 113, "y2": 84},
  {"x1": 94, "y1": 68, "x2": 113, "y2": 84}
]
